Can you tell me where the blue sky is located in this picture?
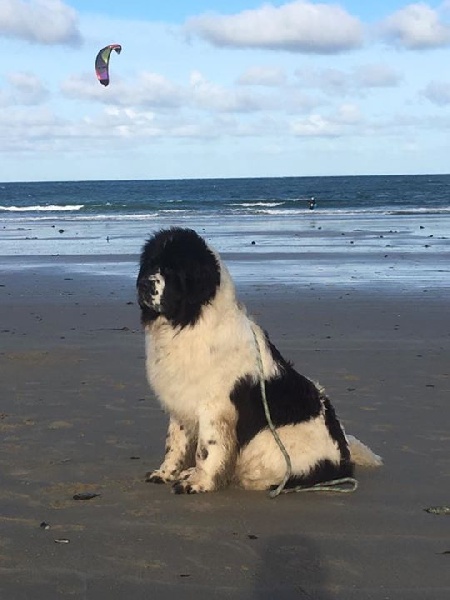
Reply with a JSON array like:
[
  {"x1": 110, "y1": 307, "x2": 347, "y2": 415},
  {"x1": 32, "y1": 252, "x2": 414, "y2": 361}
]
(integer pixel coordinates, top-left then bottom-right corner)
[{"x1": 1, "y1": 1, "x2": 450, "y2": 181}]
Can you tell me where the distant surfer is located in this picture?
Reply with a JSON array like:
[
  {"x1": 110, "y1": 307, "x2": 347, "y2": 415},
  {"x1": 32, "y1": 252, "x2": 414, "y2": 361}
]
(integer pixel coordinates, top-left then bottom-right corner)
[{"x1": 309, "y1": 196, "x2": 316, "y2": 210}]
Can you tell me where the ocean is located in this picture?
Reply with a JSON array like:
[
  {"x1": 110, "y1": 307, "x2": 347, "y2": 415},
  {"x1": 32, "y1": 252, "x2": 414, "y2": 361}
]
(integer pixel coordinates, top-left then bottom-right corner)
[{"x1": 1, "y1": 175, "x2": 449, "y2": 289}]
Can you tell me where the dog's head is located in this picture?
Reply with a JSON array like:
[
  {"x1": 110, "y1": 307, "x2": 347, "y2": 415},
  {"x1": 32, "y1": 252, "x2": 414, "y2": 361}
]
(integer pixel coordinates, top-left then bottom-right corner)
[{"x1": 137, "y1": 227, "x2": 221, "y2": 328}]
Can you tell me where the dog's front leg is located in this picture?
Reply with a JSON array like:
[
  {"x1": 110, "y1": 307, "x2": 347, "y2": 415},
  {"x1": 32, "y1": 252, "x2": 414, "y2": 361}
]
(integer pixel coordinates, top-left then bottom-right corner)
[
  {"x1": 145, "y1": 417, "x2": 196, "y2": 484},
  {"x1": 172, "y1": 410, "x2": 237, "y2": 494}
]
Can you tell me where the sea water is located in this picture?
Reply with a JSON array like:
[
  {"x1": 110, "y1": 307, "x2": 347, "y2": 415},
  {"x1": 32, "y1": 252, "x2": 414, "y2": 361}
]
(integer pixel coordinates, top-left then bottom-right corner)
[{"x1": 1, "y1": 175, "x2": 449, "y2": 289}]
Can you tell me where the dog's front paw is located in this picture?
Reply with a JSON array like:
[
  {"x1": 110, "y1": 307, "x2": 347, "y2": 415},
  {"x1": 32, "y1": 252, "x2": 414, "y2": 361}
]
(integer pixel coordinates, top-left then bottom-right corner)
[
  {"x1": 172, "y1": 480, "x2": 207, "y2": 494},
  {"x1": 145, "y1": 468, "x2": 178, "y2": 484},
  {"x1": 171, "y1": 470, "x2": 213, "y2": 494}
]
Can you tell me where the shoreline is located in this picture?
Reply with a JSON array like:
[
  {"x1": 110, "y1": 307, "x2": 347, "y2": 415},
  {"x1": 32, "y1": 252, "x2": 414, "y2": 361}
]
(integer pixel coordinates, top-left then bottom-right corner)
[{"x1": 1, "y1": 249, "x2": 449, "y2": 294}]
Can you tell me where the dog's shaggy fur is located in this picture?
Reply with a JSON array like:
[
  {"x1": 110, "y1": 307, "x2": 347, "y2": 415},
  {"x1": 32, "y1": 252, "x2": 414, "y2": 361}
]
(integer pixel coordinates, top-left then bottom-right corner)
[{"x1": 137, "y1": 227, "x2": 382, "y2": 494}]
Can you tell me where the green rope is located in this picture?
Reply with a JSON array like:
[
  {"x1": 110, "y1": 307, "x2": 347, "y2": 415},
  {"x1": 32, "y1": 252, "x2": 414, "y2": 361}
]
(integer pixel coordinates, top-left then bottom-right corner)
[
  {"x1": 281, "y1": 477, "x2": 358, "y2": 494},
  {"x1": 250, "y1": 325, "x2": 358, "y2": 498},
  {"x1": 250, "y1": 325, "x2": 292, "y2": 498}
]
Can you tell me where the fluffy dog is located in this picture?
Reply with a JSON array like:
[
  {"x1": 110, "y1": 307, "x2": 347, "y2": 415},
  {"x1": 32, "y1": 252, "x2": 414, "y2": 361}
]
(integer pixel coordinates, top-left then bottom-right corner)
[{"x1": 137, "y1": 227, "x2": 381, "y2": 494}]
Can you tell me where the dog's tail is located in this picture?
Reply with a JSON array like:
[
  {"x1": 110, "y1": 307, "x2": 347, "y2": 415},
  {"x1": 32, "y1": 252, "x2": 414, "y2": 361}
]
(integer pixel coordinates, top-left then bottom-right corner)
[{"x1": 347, "y1": 435, "x2": 383, "y2": 467}]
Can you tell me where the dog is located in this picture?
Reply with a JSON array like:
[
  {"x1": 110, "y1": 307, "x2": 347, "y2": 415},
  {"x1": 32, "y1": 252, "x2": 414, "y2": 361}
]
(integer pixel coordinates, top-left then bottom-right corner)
[{"x1": 136, "y1": 227, "x2": 382, "y2": 494}]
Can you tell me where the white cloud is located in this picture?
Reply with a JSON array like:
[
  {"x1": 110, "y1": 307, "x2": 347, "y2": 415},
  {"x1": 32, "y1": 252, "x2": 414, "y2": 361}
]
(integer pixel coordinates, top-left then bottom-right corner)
[
  {"x1": 90, "y1": 107, "x2": 290, "y2": 141},
  {"x1": 126, "y1": 72, "x2": 184, "y2": 108},
  {"x1": 380, "y1": 3, "x2": 450, "y2": 49},
  {"x1": 333, "y1": 103, "x2": 362, "y2": 125},
  {"x1": 294, "y1": 63, "x2": 401, "y2": 98},
  {"x1": 189, "y1": 70, "x2": 276, "y2": 113},
  {"x1": 423, "y1": 80, "x2": 450, "y2": 105},
  {"x1": 5, "y1": 71, "x2": 49, "y2": 104},
  {"x1": 61, "y1": 72, "x2": 185, "y2": 109},
  {"x1": 0, "y1": 0, "x2": 81, "y2": 46},
  {"x1": 0, "y1": 106, "x2": 67, "y2": 152},
  {"x1": 185, "y1": 1, "x2": 363, "y2": 54},
  {"x1": 237, "y1": 66, "x2": 287, "y2": 87},
  {"x1": 295, "y1": 66, "x2": 351, "y2": 95},
  {"x1": 61, "y1": 69, "x2": 290, "y2": 115},
  {"x1": 354, "y1": 64, "x2": 402, "y2": 88},
  {"x1": 290, "y1": 102, "x2": 363, "y2": 137},
  {"x1": 290, "y1": 113, "x2": 340, "y2": 136},
  {"x1": 60, "y1": 73, "x2": 115, "y2": 102},
  {"x1": 0, "y1": 103, "x2": 213, "y2": 156}
]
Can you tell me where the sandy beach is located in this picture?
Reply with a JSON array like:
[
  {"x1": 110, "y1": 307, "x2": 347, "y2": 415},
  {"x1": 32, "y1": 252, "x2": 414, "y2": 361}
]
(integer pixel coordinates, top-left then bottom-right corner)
[{"x1": 1, "y1": 257, "x2": 449, "y2": 599}]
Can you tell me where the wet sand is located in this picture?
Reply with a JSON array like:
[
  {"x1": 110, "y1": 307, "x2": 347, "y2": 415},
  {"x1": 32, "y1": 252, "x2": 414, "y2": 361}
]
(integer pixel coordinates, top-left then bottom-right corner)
[{"x1": 0, "y1": 260, "x2": 449, "y2": 599}]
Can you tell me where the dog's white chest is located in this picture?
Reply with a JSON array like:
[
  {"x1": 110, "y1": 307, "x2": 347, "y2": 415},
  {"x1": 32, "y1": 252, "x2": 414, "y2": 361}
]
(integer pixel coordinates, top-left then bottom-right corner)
[{"x1": 145, "y1": 325, "x2": 217, "y2": 421}]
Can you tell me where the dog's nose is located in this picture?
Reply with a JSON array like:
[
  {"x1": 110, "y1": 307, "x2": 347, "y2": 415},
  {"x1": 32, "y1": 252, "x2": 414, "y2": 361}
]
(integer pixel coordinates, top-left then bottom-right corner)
[{"x1": 139, "y1": 278, "x2": 158, "y2": 295}]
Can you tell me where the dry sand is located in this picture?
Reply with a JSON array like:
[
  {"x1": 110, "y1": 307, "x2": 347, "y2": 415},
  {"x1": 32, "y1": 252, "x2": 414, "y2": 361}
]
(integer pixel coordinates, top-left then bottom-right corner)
[{"x1": 1, "y1": 261, "x2": 449, "y2": 599}]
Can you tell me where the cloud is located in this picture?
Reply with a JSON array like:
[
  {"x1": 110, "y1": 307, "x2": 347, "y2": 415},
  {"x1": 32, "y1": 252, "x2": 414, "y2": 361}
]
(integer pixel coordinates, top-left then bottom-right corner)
[
  {"x1": 290, "y1": 102, "x2": 363, "y2": 137},
  {"x1": 0, "y1": 102, "x2": 224, "y2": 156},
  {"x1": 6, "y1": 71, "x2": 50, "y2": 104},
  {"x1": 334, "y1": 103, "x2": 362, "y2": 125},
  {"x1": 237, "y1": 66, "x2": 287, "y2": 87},
  {"x1": 61, "y1": 72, "x2": 185, "y2": 109},
  {"x1": 0, "y1": 0, "x2": 82, "y2": 46},
  {"x1": 295, "y1": 63, "x2": 401, "y2": 97},
  {"x1": 96, "y1": 107, "x2": 220, "y2": 140},
  {"x1": 185, "y1": 1, "x2": 363, "y2": 54},
  {"x1": 61, "y1": 69, "x2": 289, "y2": 115},
  {"x1": 121, "y1": 72, "x2": 184, "y2": 108},
  {"x1": 0, "y1": 106, "x2": 67, "y2": 152},
  {"x1": 290, "y1": 113, "x2": 340, "y2": 136},
  {"x1": 423, "y1": 80, "x2": 450, "y2": 105},
  {"x1": 353, "y1": 64, "x2": 402, "y2": 88},
  {"x1": 380, "y1": 3, "x2": 450, "y2": 49},
  {"x1": 189, "y1": 70, "x2": 276, "y2": 113}
]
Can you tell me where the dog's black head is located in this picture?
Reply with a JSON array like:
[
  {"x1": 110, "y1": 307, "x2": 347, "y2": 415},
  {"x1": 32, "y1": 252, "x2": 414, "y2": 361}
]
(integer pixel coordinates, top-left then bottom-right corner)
[{"x1": 137, "y1": 227, "x2": 221, "y2": 328}]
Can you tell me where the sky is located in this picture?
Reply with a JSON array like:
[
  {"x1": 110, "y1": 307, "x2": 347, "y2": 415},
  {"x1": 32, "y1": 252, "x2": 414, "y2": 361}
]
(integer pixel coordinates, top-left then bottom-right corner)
[{"x1": 1, "y1": 1, "x2": 450, "y2": 181}]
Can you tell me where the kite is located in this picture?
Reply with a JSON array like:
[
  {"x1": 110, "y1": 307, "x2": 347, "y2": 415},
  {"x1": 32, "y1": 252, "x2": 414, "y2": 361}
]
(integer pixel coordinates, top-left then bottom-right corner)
[{"x1": 95, "y1": 44, "x2": 122, "y2": 87}]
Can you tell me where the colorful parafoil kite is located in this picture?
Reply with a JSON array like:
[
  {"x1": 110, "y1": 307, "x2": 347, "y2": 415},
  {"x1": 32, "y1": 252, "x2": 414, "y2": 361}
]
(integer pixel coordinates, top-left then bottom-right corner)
[{"x1": 95, "y1": 44, "x2": 122, "y2": 87}]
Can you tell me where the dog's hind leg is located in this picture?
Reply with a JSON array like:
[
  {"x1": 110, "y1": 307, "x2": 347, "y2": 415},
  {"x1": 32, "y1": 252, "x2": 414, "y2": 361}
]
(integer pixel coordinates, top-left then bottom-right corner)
[{"x1": 145, "y1": 417, "x2": 196, "y2": 484}]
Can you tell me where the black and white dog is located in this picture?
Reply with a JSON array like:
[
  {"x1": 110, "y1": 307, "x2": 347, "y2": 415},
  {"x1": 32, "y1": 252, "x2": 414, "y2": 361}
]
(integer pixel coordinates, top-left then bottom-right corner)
[{"x1": 137, "y1": 227, "x2": 381, "y2": 494}]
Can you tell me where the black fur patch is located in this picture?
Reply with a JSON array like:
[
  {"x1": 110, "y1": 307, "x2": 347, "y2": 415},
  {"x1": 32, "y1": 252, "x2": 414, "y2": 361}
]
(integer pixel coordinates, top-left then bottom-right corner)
[
  {"x1": 172, "y1": 482, "x2": 199, "y2": 494},
  {"x1": 137, "y1": 228, "x2": 220, "y2": 328},
  {"x1": 145, "y1": 473, "x2": 164, "y2": 484},
  {"x1": 321, "y1": 393, "x2": 351, "y2": 464},
  {"x1": 230, "y1": 339, "x2": 323, "y2": 448},
  {"x1": 197, "y1": 446, "x2": 209, "y2": 461},
  {"x1": 275, "y1": 459, "x2": 354, "y2": 490}
]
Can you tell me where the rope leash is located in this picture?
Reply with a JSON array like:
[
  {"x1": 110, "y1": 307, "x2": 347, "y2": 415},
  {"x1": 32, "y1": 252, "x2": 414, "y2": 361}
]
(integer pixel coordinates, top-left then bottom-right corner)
[
  {"x1": 250, "y1": 325, "x2": 358, "y2": 498},
  {"x1": 280, "y1": 477, "x2": 358, "y2": 494},
  {"x1": 251, "y1": 326, "x2": 292, "y2": 498}
]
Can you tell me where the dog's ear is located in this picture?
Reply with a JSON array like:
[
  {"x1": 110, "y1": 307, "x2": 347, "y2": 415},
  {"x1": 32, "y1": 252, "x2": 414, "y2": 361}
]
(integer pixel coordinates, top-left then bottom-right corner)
[
  {"x1": 162, "y1": 239, "x2": 220, "y2": 328},
  {"x1": 183, "y1": 254, "x2": 219, "y2": 300}
]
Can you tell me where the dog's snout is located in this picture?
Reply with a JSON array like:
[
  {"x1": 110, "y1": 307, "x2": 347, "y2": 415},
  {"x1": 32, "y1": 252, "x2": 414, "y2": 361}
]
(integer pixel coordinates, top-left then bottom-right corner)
[
  {"x1": 139, "y1": 275, "x2": 162, "y2": 294},
  {"x1": 140, "y1": 278, "x2": 158, "y2": 295},
  {"x1": 138, "y1": 273, "x2": 165, "y2": 312}
]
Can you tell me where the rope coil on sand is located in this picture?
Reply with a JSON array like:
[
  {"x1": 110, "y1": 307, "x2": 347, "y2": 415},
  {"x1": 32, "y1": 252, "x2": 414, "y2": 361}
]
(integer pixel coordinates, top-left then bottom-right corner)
[{"x1": 250, "y1": 325, "x2": 358, "y2": 498}]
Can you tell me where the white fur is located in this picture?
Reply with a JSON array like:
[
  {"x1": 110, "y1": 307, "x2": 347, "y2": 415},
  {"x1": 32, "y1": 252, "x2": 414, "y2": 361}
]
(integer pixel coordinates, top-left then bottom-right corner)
[{"x1": 236, "y1": 417, "x2": 341, "y2": 490}]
